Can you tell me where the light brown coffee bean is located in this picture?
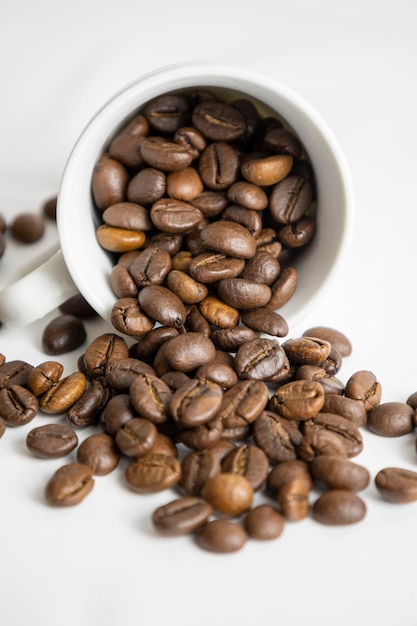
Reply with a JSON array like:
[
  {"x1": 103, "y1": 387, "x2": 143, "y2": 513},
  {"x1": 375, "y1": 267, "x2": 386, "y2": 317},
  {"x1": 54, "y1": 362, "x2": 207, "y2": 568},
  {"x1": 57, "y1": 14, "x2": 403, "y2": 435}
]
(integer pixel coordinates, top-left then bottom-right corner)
[
  {"x1": 165, "y1": 270, "x2": 208, "y2": 304},
  {"x1": 201, "y1": 473, "x2": 253, "y2": 517},
  {"x1": 243, "y1": 504, "x2": 285, "y2": 540},
  {"x1": 152, "y1": 497, "x2": 213, "y2": 536},
  {"x1": 91, "y1": 154, "x2": 129, "y2": 210},
  {"x1": 345, "y1": 370, "x2": 382, "y2": 412},
  {"x1": 96, "y1": 224, "x2": 146, "y2": 253},
  {"x1": 302, "y1": 326, "x2": 352, "y2": 357},
  {"x1": 278, "y1": 478, "x2": 311, "y2": 521},
  {"x1": 38, "y1": 372, "x2": 87, "y2": 415},
  {"x1": 125, "y1": 453, "x2": 182, "y2": 493},
  {"x1": 310, "y1": 455, "x2": 370, "y2": 492},
  {"x1": 198, "y1": 294, "x2": 240, "y2": 329},
  {"x1": 26, "y1": 361, "x2": 64, "y2": 396},
  {"x1": 375, "y1": 467, "x2": 417, "y2": 503},
  {"x1": 269, "y1": 380, "x2": 325, "y2": 420},
  {"x1": 45, "y1": 463, "x2": 95, "y2": 506},
  {"x1": 241, "y1": 154, "x2": 293, "y2": 186},
  {"x1": 196, "y1": 519, "x2": 247, "y2": 553},
  {"x1": 312, "y1": 490, "x2": 366, "y2": 525},
  {"x1": 367, "y1": 402, "x2": 415, "y2": 437}
]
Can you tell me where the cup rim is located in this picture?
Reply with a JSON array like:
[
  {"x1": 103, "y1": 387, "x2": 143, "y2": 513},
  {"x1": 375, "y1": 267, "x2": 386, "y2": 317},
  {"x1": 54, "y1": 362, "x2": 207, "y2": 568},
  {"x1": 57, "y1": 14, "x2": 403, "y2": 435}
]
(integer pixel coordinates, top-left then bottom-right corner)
[{"x1": 57, "y1": 61, "x2": 354, "y2": 330}]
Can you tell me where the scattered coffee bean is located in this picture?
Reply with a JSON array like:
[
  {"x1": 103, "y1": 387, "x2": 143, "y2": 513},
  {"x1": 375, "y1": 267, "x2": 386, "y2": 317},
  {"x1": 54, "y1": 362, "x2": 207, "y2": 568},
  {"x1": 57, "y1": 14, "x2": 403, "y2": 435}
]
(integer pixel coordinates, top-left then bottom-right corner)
[
  {"x1": 45, "y1": 463, "x2": 94, "y2": 506},
  {"x1": 152, "y1": 496, "x2": 213, "y2": 536},
  {"x1": 26, "y1": 423, "x2": 78, "y2": 459},
  {"x1": 375, "y1": 467, "x2": 417, "y2": 503},
  {"x1": 312, "y1": 490, "x2": 367, "y2": 525},
  {"x1": 76, "y1": 433, "x2": 121, "y2": 475},
  {"x1": 243, "y1": 504, "x2": 285, "y2": 540},
  {"x1": 42, "y1": 314, "x2": 87, "y2": 355},
  {"x1": 10, "y1": 212, "x2": 45, "y2": 243},
  {"x1": 196, "y1": 519, "x2": 247, "y2": 553}
]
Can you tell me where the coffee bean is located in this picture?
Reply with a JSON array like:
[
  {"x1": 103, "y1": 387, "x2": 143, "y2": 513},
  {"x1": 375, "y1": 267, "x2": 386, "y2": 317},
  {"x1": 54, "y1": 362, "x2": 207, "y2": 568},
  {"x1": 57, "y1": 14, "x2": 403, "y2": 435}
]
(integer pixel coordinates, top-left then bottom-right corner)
[
  {"x1": 130, "y1": 373, "x2": 172, "y2": 423},
  {"x1": 345, "y1": 370, "x2": 382, "y2": 412},
  {"x1": 282, "y1": 336, "x2": 331, "y2": 366},
  {"x1": 240, "y1": 249, "x2": 281, "y2": 284},
  {"x1": 210, "y1": 326, "x2": 258, "y2": 352},
  {"x1": 302, "y1": 325, "x2": 352, "y2": 358},
  {"x1": 179, "y1": 448, "x2": 222, "y2": 496},
  {"x1": 375, "y1": 467, "x2": 417, "y2": 503},
  {"x1": 174, "y1": 126, "x2": 206, "y2": 159},
  {"x1": 151, "y1": 198, "x2": 203, "y2": 234},
  {"x1": 191, "y1": 191, "x2": 227, "y2": 217},
  {"x1": 10, "y1": 212, "x2": 45, "y2": 243},
  {"x1": 108, "y1": 114, "x2": 149, "y2": 169},
  {"x1": 200, "y1": 220, "x2": 257, "y2": 259},
  {"x1": 270, "y1": 176, "x2": 312, "y2": 224},
  {"x1": 38, "y1": 372, "x2": 87, "y2": 415},
  {"x1": 27, "y1": 361, "x2": 64, "y2": 396},
  {"x1": 252, "y1": 410, "x2": 303, "y2": 463},
  {"x1": 163, "y1": 332, "x2": 216, "y2": 372},
  {"x1": 264, "y1": 127, "x2": 302, "y2": 159},
  {"x1": 0, "y1": 359, "x2": 33, "y2": 389},
  {"x1": 195, "y1": 362, "x2": 238, "y2": 389},
  {"x1": 311, "y1": 455, "x2": 370, "y2": 492},
  {"x1": 138, "y1": 285, "x2": 187, "y2": 328},
  {"x1": 45, "y1": 463, "x2": 94, "y2": 506},
  {"x1": 166, "y1": 167, "x2": 204, "y2": 201},
  {"x1": 42, "y1": 196, "x2": 57, "y2": 221},
  {"x1": 278, "y1": 478, "x2": 311, "y2": 521},
  {"x1": 185, "y1": 304, "x2": 211, "y2": 336},
  {"x1": 165, "y1": 270, "x2": 208, "y2": 304},
  {"x1": 26, "y1": 423, "x2": 78, "y2": 459},
  {"x1": 144, "y1": 93, "x2": 191, "y2": 134},
  {"x1": 125, "y1": 453, "x2": 181, "y2": 493},
  {"x1": 241, "y1": 154, "x2": 293, "y2": 186},
  {"x1": 103, "y1": 202, "x2": 153, "y2": 232},
  {"x1": 221, "y1": 444, "x2": 269, "y2": 491},
  {"x1": 100, "y1": 393, "x2": 137, "y2": 435},
  {"x1": 67, "y1": 377, "x2": 111, "y2": 428},
  {"x1": 295, "y1": 365, "x2": 345, "y2": 395},
  {"x1": 192, "y1": 101, "x2": 246, "y2": 141},
  {"x1": 132, "y1": 326, "x2": 179, "y2": 362},
  {"x1": 152, "y1": 497, "x2": 213, "y2": 536},
  {"x1": 0, "y1": 417, "x2": 6, "y2": 438},
  {"x1": 76, "y1": 433, "x2": 121, "y2": 475},
  {"x1": 239, "y1": 307, "x2": 289, "y2": 338},
  {"x1": 297, "y1": 429, "x2": 348, "y2": 462},
  {"x1": 312, "y1": 490, "x2": 366, "y2": 525},
  {"x1": 105, "y1": 357, "x2": 155, "y2": 391},
  {"x1": 140, "y1": 138, "x2": 194, "y2": 172},
  {"x1": 201, "y1": 473, "x2": 253, "y2": 517},
  {"x1": 217, "y1": 380, "x2": 269, "y2": 426},
  {"x1": 217, "y1": 277, "x2": 271, "y2": 309},
  {"x1": 303, "y1": 413, "x2": 363, "y2": 458},
  {"x1": 127, "y1": 167, "x2": 166, "y2": 205},
  {"x1": 234, "y1": 337, "x2": 290, "y2": 381},
  {"x1": 179, "y1": 416, "x2": 224, "y2": 451},
  {"x1": 268, "y1": 266, "x2": 298, "y2": 309},
  {"x1": 92, "y1": 154, "x2": 129, "y2": 210},
  {"x1": 196, "y1": 519, "x2": 247, "y2": 553},
  {"x1": 199, "y1": 142, "x2": 240, "y2": 190},
  {"x1": 367, "y1": 402, "x2": 415, "y2": 437},
  {"x1": 221, "y1": 204, "x2": 263, "y2": 236},
  {"x1": 0, "y1": 384, "x2": 38, "y2": 426},
  {"x1": 96, "y1": 224, "x2": 146, "y2": 253},
  {"x1": 321, "y1": 394, "x2": 367, "y2": 428},
  {"x1": 59, "y1": 293, "x2": 98, "y2": 319},
  {"x1": 42, "y1": 314, "x2": 87, "y2": 355},
  {"x1": 267, "y1": 459, "x2": 313, "y2": 493},
  {"x1": 170, "y1": 378, "x2": 223, "y2": 427},
  {"x1": 226, "y1": 181, "x2": 268, "y2": 211},
  {"x1": 243, "y1": 504, "x2": 285, "y2": 540},
  {"x1": 269, "y1": 380, "x2": 325, "y2": 420},
  {"x1": 111, "y1": 297, "x2": 155, "y2": 336}
]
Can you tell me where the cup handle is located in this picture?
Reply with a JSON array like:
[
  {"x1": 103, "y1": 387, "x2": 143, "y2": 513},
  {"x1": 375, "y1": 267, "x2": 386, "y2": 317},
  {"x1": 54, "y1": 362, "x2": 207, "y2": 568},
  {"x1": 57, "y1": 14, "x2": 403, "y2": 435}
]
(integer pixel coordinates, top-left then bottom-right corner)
[{"x1": 0, "y1": 249, "x2": 79, "y2": 327}]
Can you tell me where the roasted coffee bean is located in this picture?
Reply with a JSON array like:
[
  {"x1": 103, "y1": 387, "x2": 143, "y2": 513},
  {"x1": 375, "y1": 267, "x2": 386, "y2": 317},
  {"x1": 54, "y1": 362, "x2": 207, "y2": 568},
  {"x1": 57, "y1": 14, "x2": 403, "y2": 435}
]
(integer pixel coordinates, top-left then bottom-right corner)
[
  {"x1": 310, "y1": 455, "x2": 370, "y2": 492},
  {"x1": 264, "y1": 127, "x2": 302, "y2": 159},
  {"x1": 195, "y1": 362, "x2": 238, "y2": 389},
  {"x1": 179, "y1": 448, "x2": 222, "y2": 496},
  {"x1": 297, "y1": 429, "x2": 348, "y2": 462},
  {"x1": 244, "y1": 504, "x2": 285, "y2": 540},
  {"x1": 163, "y1": 332, "x2": 216, "y2": 372},
  {"x1": 189, "y1": 252, "x2": 245, "y2": 284},
  {"x1": 140, "y1": 138, "x2": 194, "y2": 172},
  {"x1": 278, "y1": 478, "x2": 311, "y2": 521},
  {"x1": 152, "y1": 497, "x2": 213, "y2": 536},
  {"x1": 96, "y1": 224, "x2": 146, "y2": 253},
  {"x1": 102, "y1": 202, "x2": 153, "y2": 232},
  {"x1": 110, "y1": 263, "x2": 138, "y2": 298},
  {"x1": 221, "y1": 204, "x2": 263, "y2": 236},
  {"x1": 151, "y1": 432, "x2": 178, "y2": 458},
  {"x1": 268, "y1": 266, "x2": 298, "y2": 309},
  {"x1": 150, "y1": 198, "x2": 203, "y2": 234},
  {"x1": 170, "y1": 379, "x2": 223, "y2": 427},
  {"x1": 406, "y1": 391, "x2": 417, "y2": 410},
  {"x1": 217, "y1": 380, "x2": 269, "y2": 426},
  {"x1": 184, "y1": 304, "x2": 211, "y2": 337},
  {"x1": 144, "y1": 93, "x2": 191, "y2": 134},
  {"x1": 92, "y1": 154, "x2": 129, "y2": 210},
  {"x1": 127, "y1": 167, "x2": 166, "y2": 205},
  {"x1": 303, "y1": 413, "x2": 363, "y2": 458},
  {"x1": 179, "y1": 416, "x2": 224, "y2": 451},
  {"x1": 283, "y1": 336, "x2": 331, "y2": 366},
  {"x1": 221, "y1": 444, "x2": 269, "y2": 491},
  {"x1": 201, "y1": 473, "x2": 253, "y2": 517},
  {"x1": 269, "y1": 380, "x2": 325, "y2": 420},
  {"x1": 267, "y1": 459, "x2": 313, "y2": 494},
  {"x1": 191, "y1": 190, "x2": 228, "y2": 217},
  {"x1": 38, "y1": 372, "x2": 87, "y2": 415},
  {"x1": 125, "y1": 453, "x2": 181, "y2": 493},
  {"x1": 312, "y1": 490, "x2": 366, "y2": 525},
  {"x1": 76, "y1": 433, "x2": 121, "y2": 475},
  {"x1": 132, "y1": 326, "x2": 179, "y2": 362},
  {"x1": 200, "y1": 294, "x2": 240, "y2": 328},
  {"x1": 192, "y1": 101, "x2": 246, "y2": 141},
  {"x1": 111, "y1": 298, "x2": 155, "y2": 337},
  {"x1": 241, "y1": 154, "x2": 293, "y2": 186},
  {"x1": 125, "y1": 245, "x2": 173, "y2": 291},
  {"x1": 161, "y1": 370, "x2": 191, "y2": 392},
  {"x1": 166, "y1": 167, "x2": 204, "y2": 201},
  {"x1": 0, "y1": 359, "x2": 33, "y2": 389},
  {"x1": 138, "y1": 285, "x2": 186, "y2": 328},
  {"x1": 252, "y1": 410, "x2": 303, "y2": 463},
  {"x1": 42, "y1": 314, "x2": 87, "y2": 355},
  {"x1": 239, "y1": 308, "x2": 289, "y2": 338},
  {"x1": 295, "y1": 365, "x2": 345, "y2": 395},
  {"x1": 319, "y1": 346, "x2": 343, "y2": 376},
  {"x1": 226, "y1": 181, "x2": 268, "y2": 211},
  {"x1": 321, "y1": 394, "x2": 367, "y2": 428},
  {"x1": 278, "y1": 217, "x2": 315, "y2": 248},
  {"x1": 59, "y1": 293, "x2": 98, "y2": 319},
  {"x1": 83, "y1": 334, "x2": 130, "y2": 379},
  {"x1": 302, "y1": 326, "x2": 352, "y2": 358},
  {"x1": 375, "y1": 467, "x2": 417, "y2": 503},
  {"x1": 210, "y1": 326, "x2": 258, "y2": 352},
  {"x1": 270, "y1": 176, "x2": 312, "y2": 224},
  {"x1": 196, "y1": 519, "x2": 247, "y2": 553},
  {"x1": 45, "y1": 463, "x2": 95, "y2": 506},
  {"x1": 174, "y1": 126, "x2": 207, "y2": 159},
  {"x1": 367, "y1": 402, "x2": 415, "y2": 437},
  {"x1": 234, "y1": 337, "x2": 290, "y2": 381},
  {"x1": 199, "y1": 142, "x2": 240, "y2": 190},
  {"x1": 26, "y1": 423, "x2": 78, "y2": 459},
  {"x1": 345, "y1": 370, "x2": 382, "y2": 412},
  {"x1": 130, "y1": 373, "x2": 172, "y2": 423},
  {"x1": 144, "y1": 232, "x2": 183, "y2": 255},
  {"x1": 105, "y1": 357, "x2": 155, "y2": 391},
  {"x1": 100, "y1": 393, "x2": 137, "y2": 435},
  {"x1": 0, "y1": 385, "x2": 38, "y2": 426},
  {"x1": 171, "y1": 250, "x2": 193, "y2": 271},
  {"x1": 217, "y1": 278, "x2": 271, "y2": 309},
  {"x1": 42, "y1": 196, "x2": 57, "y2": 221},
  {"x1": 200, "y1": 220, "x2": 256, "y2": 259},
  {"x1": 27, "y1": 361, "x2": 64, "y2": 396},
  {"x1": 165, "y1": 270, "x2": 208, "y2": 304},
  {"x1": 108, "y1": 114, "x2": 149, "y2": 168},
  {"x1": 67, "y1": 377, "x2": 111, "y2": 428},
  {"x1": 10, "y1": 212, "x2": 45, "y2": 243},
  {"x1": 240, "y1": 250, "x2": 281, "y2": 284}
]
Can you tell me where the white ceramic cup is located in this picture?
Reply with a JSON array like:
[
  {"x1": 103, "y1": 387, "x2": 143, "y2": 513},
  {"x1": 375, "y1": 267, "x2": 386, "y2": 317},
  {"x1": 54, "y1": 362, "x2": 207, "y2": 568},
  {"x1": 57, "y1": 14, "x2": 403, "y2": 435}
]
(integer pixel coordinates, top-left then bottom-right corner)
[{"x1": 0, "y1": 62, "x2": 354, "y2": 329}]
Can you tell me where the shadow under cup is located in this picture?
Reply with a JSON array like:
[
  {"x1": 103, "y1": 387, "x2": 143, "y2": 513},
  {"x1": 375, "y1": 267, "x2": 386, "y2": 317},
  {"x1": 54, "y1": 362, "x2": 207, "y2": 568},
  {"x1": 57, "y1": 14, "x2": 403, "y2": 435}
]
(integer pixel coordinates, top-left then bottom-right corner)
[{"x1": 57, "y1": 63, "x2": 353, "y2": 331}]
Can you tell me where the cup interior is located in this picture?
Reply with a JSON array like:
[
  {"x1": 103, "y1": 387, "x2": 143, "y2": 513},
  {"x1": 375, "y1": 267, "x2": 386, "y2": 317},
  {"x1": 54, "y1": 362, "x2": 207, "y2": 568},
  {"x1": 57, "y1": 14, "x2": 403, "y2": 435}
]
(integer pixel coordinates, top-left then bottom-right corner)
[{"x1": 57, "y1": 62, "x2": 353, "y2": 331}]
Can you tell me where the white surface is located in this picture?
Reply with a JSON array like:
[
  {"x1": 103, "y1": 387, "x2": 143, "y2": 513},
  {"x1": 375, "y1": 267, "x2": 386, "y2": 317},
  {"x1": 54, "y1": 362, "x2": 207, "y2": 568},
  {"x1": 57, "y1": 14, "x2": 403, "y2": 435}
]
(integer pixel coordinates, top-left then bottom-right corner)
[{"x1": 1, "y1": 1, "x2": 417, "y2": 625}]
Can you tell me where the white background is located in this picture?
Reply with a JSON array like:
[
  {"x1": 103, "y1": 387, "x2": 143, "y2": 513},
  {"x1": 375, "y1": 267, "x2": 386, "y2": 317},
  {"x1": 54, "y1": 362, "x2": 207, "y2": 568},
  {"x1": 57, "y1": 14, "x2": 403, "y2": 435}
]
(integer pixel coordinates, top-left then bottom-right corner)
[{"x1": 1, "y1": 1, "x2": 417, "y2": 625}]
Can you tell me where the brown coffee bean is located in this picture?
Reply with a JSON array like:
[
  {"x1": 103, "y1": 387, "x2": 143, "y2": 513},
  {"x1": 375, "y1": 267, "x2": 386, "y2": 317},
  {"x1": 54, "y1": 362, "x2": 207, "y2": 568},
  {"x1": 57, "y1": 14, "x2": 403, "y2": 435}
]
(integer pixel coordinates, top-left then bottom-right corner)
[
  {"x1": 303, "y1": 413, "x2": 363, "y2": 458},
  {"x1": 152, "y1": 497, "x2": 213, "y2": 536},
  {"x1": 278, "y1": 478, "x2": 311, "y2": 521},
  {"x1": 195, "y1": 362, "x2": 238, "y2": 389},
  {"x1": 27, "y1": 361, "x2": 64, "y2": 396},
  {"x1": 67, "y1": 377, "x2": 111, "y2": 428},
  {"x1": 283, "y1": 336, "x2": 331, "y2": 366},
  {"x1": 45, "y1": 463, "x2": 95, "y2": 506},
  {"x1": 199, "y1": 142, "x2": 240, "y2": 190},
  {"x1": 76, "y1": 433, "x2": 120, "y2": 475},
  {"x1": 278, "y1": 217, "x2": 316, "y2": 249},
  {"x1": 127, "y1": 167, "x2": 166, "y2": 205},
  {"x1": 165, "y1": 270, "x2": 208, "y2": 304},
  {"x1": 269, "y1": 176, "x2": 312, "y2": 224},
  {"x1": 179, "y1": 416, "x2": 224, "y2": 451},
  {"x1": 105, "y1": 357, "x2": 155, "y2": 391},
  {"x1": 110, "y1": 298, "x2": 153, "y2": 337},
  {"x1": 321, "y1": 394, "x2": 367, "y2": 428},
  {"x1": 252, "y1": 410, "x2": 303, "y2": 463},
  {"x1": 268, "y1": 267, "x2": 298, "y2": 309},
  {"x1": 166, "y1": 167, "x2": 204, "y2": 202},
  {"x1": 130, "y1": 373, "x2": 172, "y2": 424},
  {"x1": 192, "y1": 101, "x2": 246, "y2": 142},
  {"x1": 297, "y1": 429, "x2": 348, "y2": 462},
  {"x1": 198, "y1": 294, "x2": 240, "y2": 329},
  {"x1": 200, "y1": 220, "x2": 257, "y2": 259},
  {"x1": 217, "y1": 278, "x2": 271, "y2": 309},
  {"x1": 243, "y1": 504, "x2": 285, "y2": 540},
  {"x1": 102, "y1": 202, "x2": 153, "y2": 232},
  {"x1": 144, "y1": 93, "x2": 191, "y2": 134},
  {"x1": 179, "y1": 448, "x2": 222, "y2": 496},
  {"x1": 234, "y1": 337, "x2": 290, "y2": 381},
  {"x1": 108, "y1": 114, "x2": 149, "y2": 168},
  {"x1": 264, "y1": 127, "x2": 302, "y2": 159},
  {"x1": 0, "y1": 417, "x2": 6, "y2": 438},
  {"x1": 38, "y1": 372, "x2": 87, "y2": 415},
  {"x1": 345, "y1": 370, "x2": 382, "y2": 412},
  {"x1": 295, "y1": 365, "x2": 345, "y2": 396},
  {"x1": 138, "y1": 285, "x2": 187, "y2": 328},
  {"x1": 311, "y1": 455, "x2": 370, "y2": 492},
  {"x1": 239, "y1": 307, "x2": 289, "y2": 338},
  {"x1": 221, "y1": 444, "x2": 269, "y2": 491},
  {"x1": 184, "y1": 304, "x2": 211, "y2": 337},
  {"x1": 59, "y1": 293, "x2": 98, "y2": 319},
  {"x1": 367, "y1": 402, "x2": 415, "y2": 437},
  {"x1": 10, "y1": 212, "x2": 45, "y2": 243},
  {"x1": 269, "y1": 380, "x2": 325, "y2": 420},
  {"x1": 125, "y1": 453, "x2": 182, "y2": 493},
  {"x1": 42, "y1": 196, "x2": 57, "y2": 221},
  {"x1": 26, "y1": 423, "x2": 78, "y2": 459},
  {"x1": 42, "y1": 314, "x2": 87, "y2": 355},
  {"x1": 100, "y1": 393, "x2": 137, "y2": 435},
  {"x1": 267, "y1": 459, "x2": 313, "y2": 493},
  {"x1": 151, "y1": 198, "x2": 203, "y2": 234},
  {"x1": 0, "y1": 359, "x2": 33, "y2": 389},
  {"x1": 151, "y1": 432, "x2": 178, "y2": 458},
  {"x1": 302, "y1": 326, "x2": 352, "y2": 357},
  {"x1": 221, "y1": 204, "x2": 263, "y2": 237},
  {"x1": 0, "y1": 385, "x2": 38, "y2": 426},
  {"x1": 170, "y1": 379, "x2": 223, "y2": 427},
  {"x1": 132, "y1": 326, "x2": 179, "y2": 362},
  {"x1": 226, "y1": 181, "x2": 268, "y2": 211},
  {"x1": 375, "y1": 467, "x2": 417, "y2": 503},
  {"x1": 210, "y1": 326, "x2": 258, "y2": 352},
  {"x1": 240, "y1": 250, "x2": 281, "y2": 284},
  {"x1": 174, "y1": 126, "x2": 207, "y2": 158},
  {"x1": 113, "y1": 417, "x2": 157, "y2": 457},
  {"x1": 140, "y1": 138, "x2": 194, "y2": 172},
  {"x1": 196, "y1": 519, "x2": 247, "y2": 553},
  {"x1": 201, "y1": 473, "x2": 253, "y2": 517},
  {"x1": 312, "y1": 490, "x2": 366, "y2": 525},
  {"x1": 217, "y1": 380, "x2": 269, "y2": 426},
  {"x1": 92, "y1": 154, "x2": 129, "y2": 210},
  {"x1": 241, "y1": 154, "x2": 293, "y2": 186},
  {"x1": 189, "y1": 252, "x2": 245, "y2": 284},
  {"x1": 163, "y1": 332, "x2": 216, "y2": 372},
  {"x1": 96, "y1": 224, "x2": 146, "y2": 253}
]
